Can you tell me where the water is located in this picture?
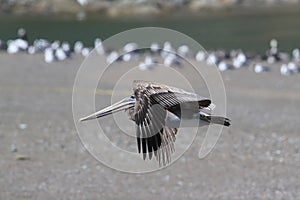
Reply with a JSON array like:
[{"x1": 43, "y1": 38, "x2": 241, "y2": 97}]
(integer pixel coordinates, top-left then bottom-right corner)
[{"x1": 0, "y1": 7, "x2": 299, "y2": 52}]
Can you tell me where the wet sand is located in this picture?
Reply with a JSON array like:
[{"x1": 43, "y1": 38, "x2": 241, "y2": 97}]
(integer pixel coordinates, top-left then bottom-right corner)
[{"x1": 0, "y1": 53, "x2": 300, "y2": 199}]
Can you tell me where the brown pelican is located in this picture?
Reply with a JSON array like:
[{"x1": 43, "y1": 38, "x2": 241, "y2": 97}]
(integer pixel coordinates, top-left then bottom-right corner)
[{"x1": 80, "y1": 80, "x2": 231, "y2": 166}]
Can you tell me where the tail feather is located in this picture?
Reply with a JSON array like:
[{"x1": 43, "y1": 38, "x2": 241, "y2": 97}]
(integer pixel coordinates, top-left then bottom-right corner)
[{"x1": 209, "y1": 116, "x2": 231, "y2": 126}]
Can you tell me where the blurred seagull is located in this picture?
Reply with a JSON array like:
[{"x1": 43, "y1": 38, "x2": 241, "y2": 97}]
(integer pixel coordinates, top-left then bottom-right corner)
[
  {"x1": 287, "y1": 62, "x2": 299, "y2": 74},
  {"x1": 177, "y1": 45, "x2": 193, "y2": 58},
  {"x1": 80, "y1": 80, "x2": 231, "y2": 166},
  {"x1": 150, "y1": 42, "x2": 160, "y2": 53},
  {"x1": 206, "y1": 53, "x2": 218, "y2": 66},
  {"x1": 106, "y1": 51, "x2": 120, "y2": 65},
  {"x1": 164, "y1": 54, "x2": 182, "y2": 67},
  {"x1": 44, "y1": 47, "x2": 55, "y2": 63},
  {"x1": 232, "y1": 52, "x2": 247, "y2": 68},
  {"x1": 138, "y1": 56, "x2": 156, "y2": 71},
  {"x1": 74, "y1": 41, "x2": 84, "y2": 54},
  {"x1": 195, "y1": 50, "x2": 206, "y2": 61},
  {"x1": 123, "y1": 42, "x2": 138, "y2": 53},
  {"x1": 7, "y1": 38, "x2": 28, "y2": 54},
  {"x1": 94, "y1": 38, "x2": 105, "y2": 55},
  {"x1": 218, "y1": 61, "x2": 233, "y2": 72},
  {"x1": 279, "y1": 63, "x2": 299, "y2": 76},
  {"x1": 253, "y1": 63, "x2": 270, "y2": 73},
  {"x1": 161, "y1": 41, "x2": 175, "y2": 58}
]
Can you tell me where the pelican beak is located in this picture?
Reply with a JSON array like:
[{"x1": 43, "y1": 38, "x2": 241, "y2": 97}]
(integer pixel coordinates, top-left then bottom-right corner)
[{"x1": 79, "y1": 97, "x2": 135, "y2": 122}]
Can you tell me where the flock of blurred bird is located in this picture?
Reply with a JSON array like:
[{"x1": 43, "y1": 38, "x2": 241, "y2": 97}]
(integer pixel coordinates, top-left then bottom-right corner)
[{"x1": 1, "y1": 28, "x2": 300, "y2": 76}]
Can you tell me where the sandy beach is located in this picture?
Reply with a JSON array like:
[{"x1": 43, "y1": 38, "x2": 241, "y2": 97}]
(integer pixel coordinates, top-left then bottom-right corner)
[{"x1": 1, "y1": 52, "x2": 300, "y2": 199}]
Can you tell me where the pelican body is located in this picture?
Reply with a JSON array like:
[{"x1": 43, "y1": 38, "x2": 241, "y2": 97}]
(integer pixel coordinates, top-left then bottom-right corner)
[{"x1": 80, "y1": 80, "x2": 230, "y2": 166}]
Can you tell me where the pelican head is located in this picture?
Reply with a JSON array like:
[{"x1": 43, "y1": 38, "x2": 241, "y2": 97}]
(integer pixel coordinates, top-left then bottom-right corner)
[{"x1": 79, "y1": 96, "x2": 135, "y2": 122}]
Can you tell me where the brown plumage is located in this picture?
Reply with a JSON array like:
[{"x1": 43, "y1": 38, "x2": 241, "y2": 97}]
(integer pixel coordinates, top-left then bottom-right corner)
[
  {"x1": 129, "y1": 80, "x2": 220, "y2": 166},
  {"x1": 80, "y1": 80, "x2": 231, "y2": 166}
]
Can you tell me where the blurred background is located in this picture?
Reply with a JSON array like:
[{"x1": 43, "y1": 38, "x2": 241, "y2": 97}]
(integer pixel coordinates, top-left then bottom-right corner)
[
  {"x1": 0, "y1": 0, "x2": 300, "y2": 52},
  {"x1": 1, "y1": 0, "x2": 300, "y2": 199}
]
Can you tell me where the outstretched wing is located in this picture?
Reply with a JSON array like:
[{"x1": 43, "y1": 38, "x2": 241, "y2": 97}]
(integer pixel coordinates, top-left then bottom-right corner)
[
  {"x1": 133, "y1": 80, "x2": 211, "y2": 166},
  {"x1": 134, "y1": 80, "x2": 211, "y2": 109}
]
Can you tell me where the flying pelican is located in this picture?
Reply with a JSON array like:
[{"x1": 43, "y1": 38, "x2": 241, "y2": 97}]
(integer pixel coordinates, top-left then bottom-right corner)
[{"x1": 80, "y1": 80, "x2": 231, "y2": 166}]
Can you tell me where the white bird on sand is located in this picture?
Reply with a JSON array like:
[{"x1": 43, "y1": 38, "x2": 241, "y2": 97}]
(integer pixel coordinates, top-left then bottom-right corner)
[
  {"x1": 55, "y1": 47, "x2": 67, "y2": 61},
  {"x1": 150, "y1": 42, "x2": 160, "y2": 53},
  {"x1": 123, "y1": 42, "x2": 138, "y2": 53},
  {"x1": 195, "y1": 50, "x2": 206, "y2": 62},
  {"x1": 44, "y1": 47, "x2": 55, "y2": 63},
  {"x1": 80, "y1": 80, "x2": 231, "y2": 166},
  {"x1": 164, "y1": 54, "x2": 182, "y2": 67},
  {"x1": 7, "y1": 40, "x2": 19, "y2": 54},
  {"x1": 206, "y1": 53, "x2": 218, "y2": 66},
  {"x1": 254, "y1": 63, "x2": 270, "y2": 73},
  {"x1": 74, "y1": 41, "x2": 84, "y2": 54},
  {"x1": 122, "y1": 53, "x2": 133, "y2": 62},
  {"x1": 27, "y1": 45, "x2": 36, "y2": 54},
  {"x1": 51, "y1": 40, "x2": 60, "y2": 50},
  {"x1": 7, "y1": 39, "x2": 28, "y2": 54},
  {"x1": 33, "y1": 39, "x2": 50, "y2": 52},
  {"x1": 138, "y1": 56, "x2": 156, "y2": 71},
  {"x1": 177, "y1": 45, "x2": 193, "y2": 58},
  {"x1": 61, "y1": 42, "x2": 71, "y2": 57},
  {"x1": 287, "y1": 62, "x2": 299, "y2": 74},
  {"x1": 161, "y1": 41, "x2": 175, "y2": 58},
  {"x1": 218, "y1": 61, "x2": 232, "y2": 72},
  {"x1": 106, "y1": 51, "x2": 120, "y2": 65},
  {"x1": 94, "y1": 38, "x2": 105, "y2": 55},
  {"x1": 81, "y1": 47, "x2": 91, "y2": 57},
  {"x1": 232, "y1": 52, "x2": 247, "y2": 68},
  {"x1": 280, "y1": 63, "x2": 298, "y2": 76}
]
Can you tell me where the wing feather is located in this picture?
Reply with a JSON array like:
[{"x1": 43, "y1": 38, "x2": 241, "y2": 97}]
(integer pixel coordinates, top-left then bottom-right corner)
[
  {"x1": 132, "y1": 80, "x2": 210, "y2": 166},
  {"x1": 151, "y1": 92, "x2": 211, "y2": 108}
]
